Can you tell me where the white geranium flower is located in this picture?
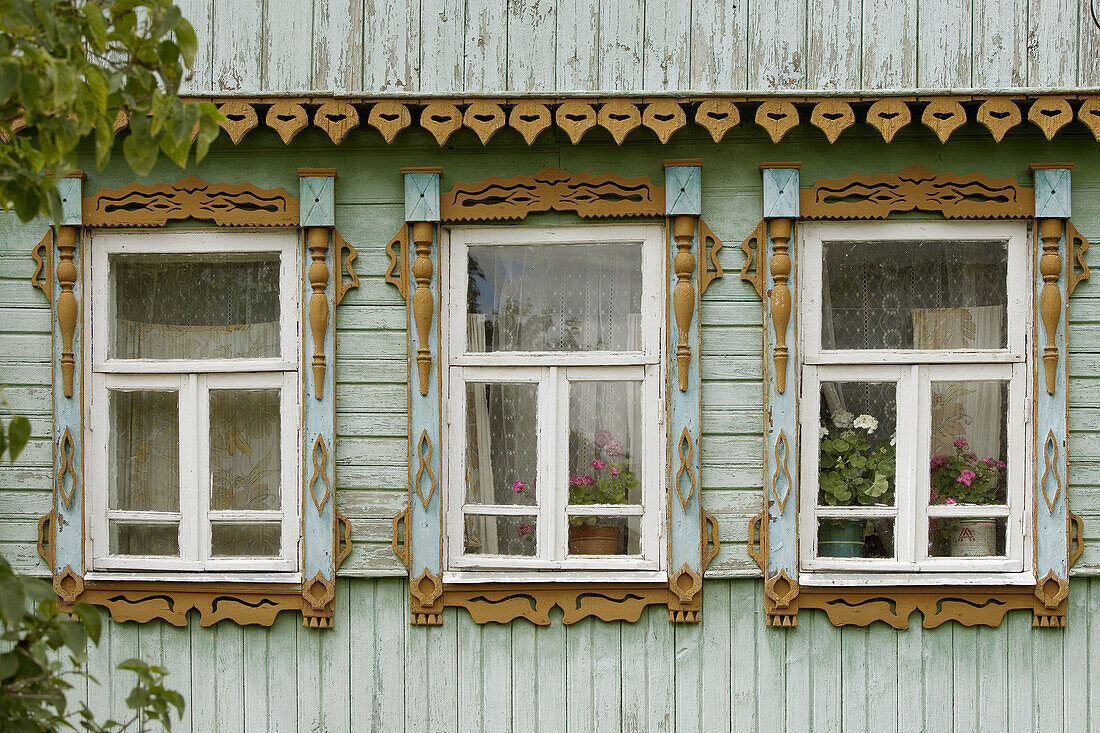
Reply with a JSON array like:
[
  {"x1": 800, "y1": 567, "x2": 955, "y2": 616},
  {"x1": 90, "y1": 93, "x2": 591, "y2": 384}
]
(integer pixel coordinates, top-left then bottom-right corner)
[
  {"x1": 890, "y1": 432, "x2": 896, "y2": 446},
  {"x1": 819, "y1": 425, "x2": 829, "y2": 440},
  {"x1": 832, "y1": 410, "x2": 854, "y2": 429},
  {"x1": 853, "y1": 414, "x2": 879, "y2": 433}
]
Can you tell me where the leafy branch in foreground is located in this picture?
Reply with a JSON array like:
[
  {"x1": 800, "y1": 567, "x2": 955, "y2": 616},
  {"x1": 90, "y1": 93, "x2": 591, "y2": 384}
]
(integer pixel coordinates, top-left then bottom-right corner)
[
  {"x1": 0, "y1": 0, "x2": 223, "y2": 222},
  {"x1": 0, "y1": 555, "x2": 185, "y2": 732}
]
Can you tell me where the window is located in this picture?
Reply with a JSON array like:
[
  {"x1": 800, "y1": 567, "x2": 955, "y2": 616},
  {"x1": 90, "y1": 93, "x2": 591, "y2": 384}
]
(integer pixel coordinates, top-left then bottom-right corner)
[
  {"x1": 443, "y1": 225, "x2": 665, "y2": 577},
  {"x1": 798, "y1": 221, "x2": 1031, "y2": 581},
  {"x1": 87, "y1": 230, "x2": 301, "y2": 575}
]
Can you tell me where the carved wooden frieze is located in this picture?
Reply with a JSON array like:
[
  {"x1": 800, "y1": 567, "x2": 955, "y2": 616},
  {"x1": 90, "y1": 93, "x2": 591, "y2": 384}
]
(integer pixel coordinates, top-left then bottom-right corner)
[
  {"x1": 83, "y1": 176, "x2": 299, "y2": 227},
  {"x1": 440, "y1": 167, "x2": 664, "y2": 222},
  {"x1": 800, "y1": 165, "x2": 1034, "y2": 220},
  {"x1": 66, "y1": 581, "x2": 306, "y2": 627},
  {"x1": 444, "y1": 584, "x2": 671, "y2": 625}
]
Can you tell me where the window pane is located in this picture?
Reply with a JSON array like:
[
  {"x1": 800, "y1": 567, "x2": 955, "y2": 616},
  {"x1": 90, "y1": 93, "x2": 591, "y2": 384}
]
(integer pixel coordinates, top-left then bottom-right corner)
[
  {"x1": 929, "y1": 381, "x2": 1008, "y2": 506},
  {"x1": 822, "y1": 239, "x2": 1007, "y2": 350},
  {"x1": 463, "y1": 515, "x2": 537, "y2": 556},
  {"x1": 210, "y1": 523, "x2": 281, "y2": 557},
  {"x1": 929, "y1": 517, "x2": 1007, "y2": 557},
  {"x1": 818, "y1": 382, "x2": 896, "y2": 507},
  {"x1": 567, "y1": 516, "x2": 641, "y2": 556},
  {"x1": 568, "y1": 380, "x2": 643, "y2": 506},
  {"x1": 210, "y1": 389, "x2": 282, "y2": 511},
  {"x1": 464, "y1": 383, "x2": 538, "y2": 506},
  {"x1": 109, "y1": 390, "x2": 179, "y2": 512},
  {"x1": 817, "y1": 518, "x2": 894, "y2": 559},
  {"x1": 111, "y1": 254, "x2": 281, "y2": 359},
  {"x1": 467, "y1": 243, "x2": 643, "y2": 352},
  {"x1": 109, "y1": 522, "x2": 179, "y2": 556}
]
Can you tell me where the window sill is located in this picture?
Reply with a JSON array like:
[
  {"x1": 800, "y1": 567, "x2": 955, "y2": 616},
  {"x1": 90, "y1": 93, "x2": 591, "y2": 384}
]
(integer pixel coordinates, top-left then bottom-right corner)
[
  {"x1": 443, "y1": 569, "x2": 667, "y2": 585},
  {"x1": 799, "y1": 571, "x2": 1036, "y2": 587},
  {"x1": 84, "y1": 570, "x2": 303, "y2": 584}
]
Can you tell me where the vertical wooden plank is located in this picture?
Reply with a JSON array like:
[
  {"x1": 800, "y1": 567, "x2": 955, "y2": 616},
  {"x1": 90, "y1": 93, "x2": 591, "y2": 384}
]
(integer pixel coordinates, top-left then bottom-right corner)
[
  {"x1": 807, "y1": 610, "x2": 841, "y2": 732},
  {"x1": 317, "y1": 582, "x2": 352, "y2": 731},
  {"x1": 1063, "y1": 587, "x2": 1088, "y2": 733},
  {"x1": 296, "y1": 618, "x2": 324, "y2": 732},
  {"x1": 566, "y1": 621, "x2": 596, "y2": 730},
  {"x1": 673, "y1": 617, "x2": 703, "y2": 732},
  {"x1": 154, "y1": 620, "x2": 194, "y2": 733},
  {"x1": 176, "y1": 0, "x2": 214, "y2": 93},
  {"x1": 84, "y1": 618, "x2": 114, "y2": 724},
  {"x1": 690, "y1": 0, "x2": 748, "y2": 90},
  {"x1": 643, "y1": 0, "x2": 691, "y2": 90},
  {"x1": 866, "y1": 627, "x2": 899, "y2": 733},
  {"x1": 747, "y1": 0, "x2": 806, "y2": 89},
  {"x1": 363, "y1": 0, "x2": 421, "y2": 91},
  {"x1": 1090, "y1": 581, "x2": 1100, "y2": 733},
  {"x1": 511, "y1": 620, "x2": 540, "y2": 732},
  {"x1": 973, "y1": 0, "x2": 1028, "y2": 87},
  {"x1": 555, "y1": 0, "x2": 600, "y2": 90},
  {"x1": 699, "y1": 583, "x2": 732, "y2": 732},
  {"x1": 1027, "y1": 0, "x2": 1078, "y2": 86},
  {"x1": 597, "y1": 0, "x2": 644, "y2": 91},
  {"x1": 839, "y1": 626, "x2": 868, "y2": 733},
  {"x1": 895, "y1": 619, "x2": 922, "y2": 733},
  {"x1": 242, "y1": 612, "x2": 297, "y2": 733},
  {"x1": 922, "y1": 625, "x2": 953, "y2": 731},
  {"x1": 917, "y1": 0, "x2": 972, "y2": 87},
  {"x1": 1006, "y1": 610, "x2": 1035, "y2": 732},
  {"x1": 263, "y1": 0, "x2": 314, "y2": 91},
  {"x1": 592, "y1": 621, "x2": 623, "y2": 733},
  {"x1": 419, "y1": 0, "x2": 466, "y2": 93},
  {"x1": 427, "y1": 610, "x2": 460, "y2": 731},
  {"x1": 463, "y1": 0, "x2": 509, "y2": 92},
  {"x1": 952, "y1": 626, "x2": 979, "y2": 733},
  {"x1": 536, "y1": 614, "x2": 568, "y2": 733},
  {"x1": 730, "y1": 581, "x2": 759, "y2": 731},
  {"x1": 755, "y1": 595, "x2": 785, "y2": 733},
  {"x1": 313, "y1": 0, "x2": 365, "y2": 91},
  {"x1": 211, "y1": 0, "x2": 263, "y2": 91},
  {"x1": 975, "y1": 625, "x2": 1009, "y2": 732},
  {"x1": 783, "y1": 620, "x2": 812, "y2": 732},
  {"x1": 806, "y1": 0, "x2": 862, "y2": 89},
  {"x1": 507, "y1": 0, "x2": 558, "y2": 91},
  {"x1": 353, "y1": 579, "x2": 406, "y2": 732},
  {"x1": 1080, "y1": 6, "x2": 1100, "y2": 86},
  {"x1": 1035, "y1": 623, "x2": 1066, "y2": 732},
  {"x1": 861, "y1": 0, "x2": 917, "y2": 88}
]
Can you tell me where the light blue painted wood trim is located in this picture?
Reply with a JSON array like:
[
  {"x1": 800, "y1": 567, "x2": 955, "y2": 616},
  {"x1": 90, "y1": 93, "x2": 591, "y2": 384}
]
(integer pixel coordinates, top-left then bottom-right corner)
[
  {"x1": 404, "y1": 171, "x2": 441, "y2": 222},
  {"x1": 665, "y1": 165, "x2": 701, "y2": 216},
  {"x1": 299, "y1": 176, "x2": 335, "y2": 227},
  {"x1": 57, "y1": 178, "x2": 82, "y2": 226},
  {"x1": 1033, "y1": 168, "x2": 1071, "y2": 219},
  {"x1": 667, "y1": 220, "x2": 702, "y2": 577},
  {"x1": 303, "y1": 229, "x2": 336, "y2": 582},
  {"x1": 52, "y1": 227, "x2": 82, "y2": 575},
  {"x1": 1035, "y1": 222, "x2": 1069, "y2": 581},
  {"x1": 407, "y1": 225, "x2": 442, "y2": 578},
  {"x1": 762, "y1": 168, "x2": 800, "y2": 219}
]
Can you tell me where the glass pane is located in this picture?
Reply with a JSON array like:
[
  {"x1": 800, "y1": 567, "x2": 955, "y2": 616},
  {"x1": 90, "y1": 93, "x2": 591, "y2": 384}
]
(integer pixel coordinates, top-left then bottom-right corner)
[
  {"x1": 818, "y1": 382, "x2": 896, "y2": 507},
  {"x1": 568, "y1": 380, "x2": 642, "y2": 506},
  {"x1": 210, "y1": 523, "x2": 281, "y2": 557},
  {"x1": 464, "y1": 383, "x2": 538, "y2": 506},
  {"x1": 111, "y1": 253, "x2": 281, "y2": 359},
  {"x1": 822, "y1": 239, "x2": 1007, "y2": 350},
  {"x1": 929, "y1": 381, "x2": 1008, "y2": 506},
  {"x1": 567, "y1": 516, "x2": 641, "y2": 556},
  {"x1": 463, "y1": 515, "x2": 537, "y2": 556},
  {"x1": 109, "y1": 390, "x2": 179, "y2": 512},
  {"x1": 109, "y1": 522, "x2": 179, "y2": 556},
  {"x1": 929, "y1": 517, "x2": 1007, "y2": 557},
  {"x1": 210, "y1": 389, "x2": 282, "y2": 511},
  {"x1": 817, "y1": 518, "x2": 894, "y2": 559},
  {"x1": 467, "y1": 243, "x2": 643, "y2": 352}
]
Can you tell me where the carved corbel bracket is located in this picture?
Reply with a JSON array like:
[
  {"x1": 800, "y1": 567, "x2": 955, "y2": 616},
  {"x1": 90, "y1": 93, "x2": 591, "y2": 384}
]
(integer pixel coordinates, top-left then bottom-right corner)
[
  {"x1": 391, "y1": 504, "x2": 411, "y2": 569},
  {"x1": 740, "y1": 220, "x2": 767, "y2": 299},
  {"x1": 764, "y1": 569, "x2": 799, "y2": 627},
  {"x1": 667, "y1": 564, "x2": 703, "y2": 623},
  {"x1": 410, "y1": 569, "x2": 444, "y2": 626},
  {"x1": 698, "y1": 220, "x2": 724, "y2": 294},
  {"x1": 1066, "y1": 221, "x2": 1090, "y2": 296},
  {"x1": 1033, "y1": 571, "x2": 1069, "y2": 627},
  {"x1": 333, "y1": 230, "x2": 360, "y2": 305},
  {"x1": 384, "y1": 224, "x2": 409, "y2": 298},
  {"x1": 302, "y1": 572, "x2": 336, "y2": 628},
  {"x1": 31, "y1": 230, "x2": 51, "y2": 298}
]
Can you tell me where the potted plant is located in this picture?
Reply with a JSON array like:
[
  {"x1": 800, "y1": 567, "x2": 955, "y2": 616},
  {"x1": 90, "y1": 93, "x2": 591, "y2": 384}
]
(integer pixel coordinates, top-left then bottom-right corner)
[
  {"x1": 818, "y1": 411, "x2": 896, "y2": 557},
  {"x1": 930, "y1": 439, "x2": 1004, "y2": 557},
  {"x1": 567, "y1": 430, "x2": 638, "y2": 555}
]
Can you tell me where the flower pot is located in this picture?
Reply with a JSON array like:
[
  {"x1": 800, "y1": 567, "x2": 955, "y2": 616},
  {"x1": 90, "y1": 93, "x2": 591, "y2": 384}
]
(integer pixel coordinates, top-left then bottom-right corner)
[
  {"x1": 948, "y1": 518, "x2": 997, "y2": 557},
  {"x1": 818, "y1": 520, "x2": 865, "y2": 558},
  {"x1": 568, "y1": 525, "x2": 621, "y2": 555}
]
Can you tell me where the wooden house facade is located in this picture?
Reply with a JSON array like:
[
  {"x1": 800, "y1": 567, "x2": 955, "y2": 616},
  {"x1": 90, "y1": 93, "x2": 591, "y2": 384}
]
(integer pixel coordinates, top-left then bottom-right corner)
[{"x1": 4, "y1": 0, "x2": 1100, "y2": 729}]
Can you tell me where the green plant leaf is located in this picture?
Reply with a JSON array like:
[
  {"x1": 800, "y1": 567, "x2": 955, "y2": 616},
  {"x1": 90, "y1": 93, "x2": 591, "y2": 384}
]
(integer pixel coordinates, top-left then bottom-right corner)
[
  {"x1": 0, "y1": 574, "x2": 25, "y2": 625},
  {"x1": 175, "y1": 17, "x2": 197, "y2": 66},
  {"x1": 7, "y1": 415, "x2": 30, "y2": 463}
]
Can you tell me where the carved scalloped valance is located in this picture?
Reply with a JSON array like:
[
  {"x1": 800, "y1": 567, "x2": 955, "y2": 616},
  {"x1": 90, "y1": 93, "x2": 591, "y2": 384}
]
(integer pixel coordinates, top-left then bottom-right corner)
[{"x1": 799, "y1": 165, "x2": 1035, "y2": 220}]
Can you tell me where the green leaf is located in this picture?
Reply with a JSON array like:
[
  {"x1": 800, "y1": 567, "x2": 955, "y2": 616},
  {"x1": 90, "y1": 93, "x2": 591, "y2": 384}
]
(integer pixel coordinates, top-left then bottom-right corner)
[
  {"x1": 7, "y1": 415, "x2": 30, "y2": 463},
  {"x1": 122, "y1": 129, "x2": 158, "y2": 176},
  {"x1": 0, "y1": 650, "x2": 18, "y2": 680},
  {"x1": 0, "y1": 419, "x2": 7, "y2": 459},
  {"x1": 175, "y1": 18, "x2": 197, "y2": 67},
  {"x1": 72, "y1": 602, "x2": 102, "y2": 645},
  {"x1": 57, "y1": 619, "x2": 88, "y2": 660},
  {"x1": 0, "y1": 574, "x2": 26, "y2": 625},
  {"x1": 83, "y1": 2, "x2": 108, "y2": 50},
  {"x1": 116, "y1": 657, "x2": 148, "y2": 673}
]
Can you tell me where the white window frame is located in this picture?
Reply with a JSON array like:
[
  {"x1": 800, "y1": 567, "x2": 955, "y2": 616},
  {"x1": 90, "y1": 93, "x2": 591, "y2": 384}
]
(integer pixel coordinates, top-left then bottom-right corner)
[
  {"x1": 86, "y1": 230, "x2": 301, "y2": 577},
  {"x1": 797, "y1": 220, "x2": 1033, "y2": 584},
  {"x1": 442, "y1": 224, "x2": 666, "y2": 580}
]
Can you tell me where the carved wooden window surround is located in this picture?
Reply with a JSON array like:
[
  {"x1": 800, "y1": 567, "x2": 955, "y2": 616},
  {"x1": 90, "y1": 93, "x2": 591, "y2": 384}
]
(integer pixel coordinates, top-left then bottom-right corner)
[
  {"x1": 386, "y1": 165, "x2": 723, "y2": 625},
  {"x1": 32, "y1": 172, "x2": 359, "y2": 628},
  {"x1": 742, "y1": 164, "x2": 1089, "y2": 629}
]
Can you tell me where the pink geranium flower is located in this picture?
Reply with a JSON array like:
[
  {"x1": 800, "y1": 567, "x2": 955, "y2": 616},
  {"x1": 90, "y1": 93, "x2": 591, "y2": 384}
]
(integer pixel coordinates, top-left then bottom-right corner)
[
  {"x1": 930, "y1": 454, "x2": 947, "y2": 470},
  {"x1": 944, "y1": 498, "x2": 958, "y2": 505},
  {"x1": 956, "y1": 469, "x2": 976, "y2": 487},
  {"x1": 517, "y1": 523, "x2": 534, "y2": 538},
  {"x1": 603, "y1": 439, "x2": 624, "y2": 457},
  {"x1": 609, "y1": 466, "x2": 620, "y2": 475},
  {"x1": 953, "y1": 439, "x2": 969, "y2": 450},
  {"x1": 591, "y1": 459, "x2": 606, "y2": 470},
  {"x1": 512, "y1": 480, "x2": 526, "y2": 493},
  {"x1": 594, "y1": 429, "x2": 613, "y2": 448}
]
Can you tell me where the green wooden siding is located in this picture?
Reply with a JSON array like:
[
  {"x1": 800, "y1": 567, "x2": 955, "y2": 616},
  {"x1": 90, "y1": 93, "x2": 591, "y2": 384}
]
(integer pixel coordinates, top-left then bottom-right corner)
[{"x1": 1, "y1": 122, "x2": 1100, "y2": 729}]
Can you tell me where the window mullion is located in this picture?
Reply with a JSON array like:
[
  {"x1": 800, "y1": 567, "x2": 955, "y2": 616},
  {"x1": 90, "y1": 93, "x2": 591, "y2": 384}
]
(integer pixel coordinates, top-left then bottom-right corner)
[
  {"x1": 543, "y1": 367, "x2": 564, "y2": 563},
  {"x1": 180, "y1": 373, "x2": 202, "y2": 565},
  {"x1": 910, "y1": 365, "x2": 930, "y2": 567}
]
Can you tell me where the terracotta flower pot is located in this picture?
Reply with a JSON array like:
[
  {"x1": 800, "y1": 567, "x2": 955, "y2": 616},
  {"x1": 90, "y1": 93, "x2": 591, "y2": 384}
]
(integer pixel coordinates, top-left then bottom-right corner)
[{"x1": 568, "y1": 525, "x2": 621, "y2": 555}]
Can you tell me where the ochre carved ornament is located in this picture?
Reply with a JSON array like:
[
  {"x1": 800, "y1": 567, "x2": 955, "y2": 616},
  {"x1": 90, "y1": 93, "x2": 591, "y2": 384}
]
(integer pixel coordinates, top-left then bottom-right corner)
[
  {"x1": 755, "y1": 99, "x2": 798, "y2": 143},
  {"x1": 866, "y1": 99, "x2": 910, "y2": 143},
  {"x1": 768, "y1": 219, "x2": 793, "y2": 393},
  {"x1": 1028, "y1": 96, "x2": 1073, "y2": 140},
  {"x1": 266, "y1": 101, "x2": 309, "y2": 144},
  {"x1": 314, "y1": 101, "x2": 360, "y2": 144},
  {"x1": 410, "y1": 222, "x2": 435, "y2": 396},
  {"x1": 810, "y1": 100, "x2": 855, "y2": 143},
  {"x1": 217, "y1": 101, "x2": 258, "y2": 144},
  {"x1": 55, "y1": 226, "x2": 78, "y2": 397},
  {"x1": 921, "y1": 98, "x2": 966, "y2": 143},
  {"x1": 976, "y1": 98, "x2": 1021, "y2": 142},
  {"x1": 463, "y1": 101, "x2": 506, "y2": 145},
  {"x1": 1038, "y1": 218, "x2": 1062, "y2": 394},
  {"x1": 420, "y1": 101, "x2": 463, "y2": 145},
  {"x1": 83, "y1": 176, "x2": 299, "y2": 227},
  {"x1": 308, "y1": 227, "x2": 330, "y2": 399},
  {"x1": 695, "y1": 99, "x2": 740, "y2": 143},
  {"x1": 508, "y1": 101, "x2": 553, "y2": 145},
  {"x1": 598, "y1": 100, "x2": 641, "y2": 145},
  {"x1": 672, "y1": 216, "x2": 696, "y2": 391}
]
